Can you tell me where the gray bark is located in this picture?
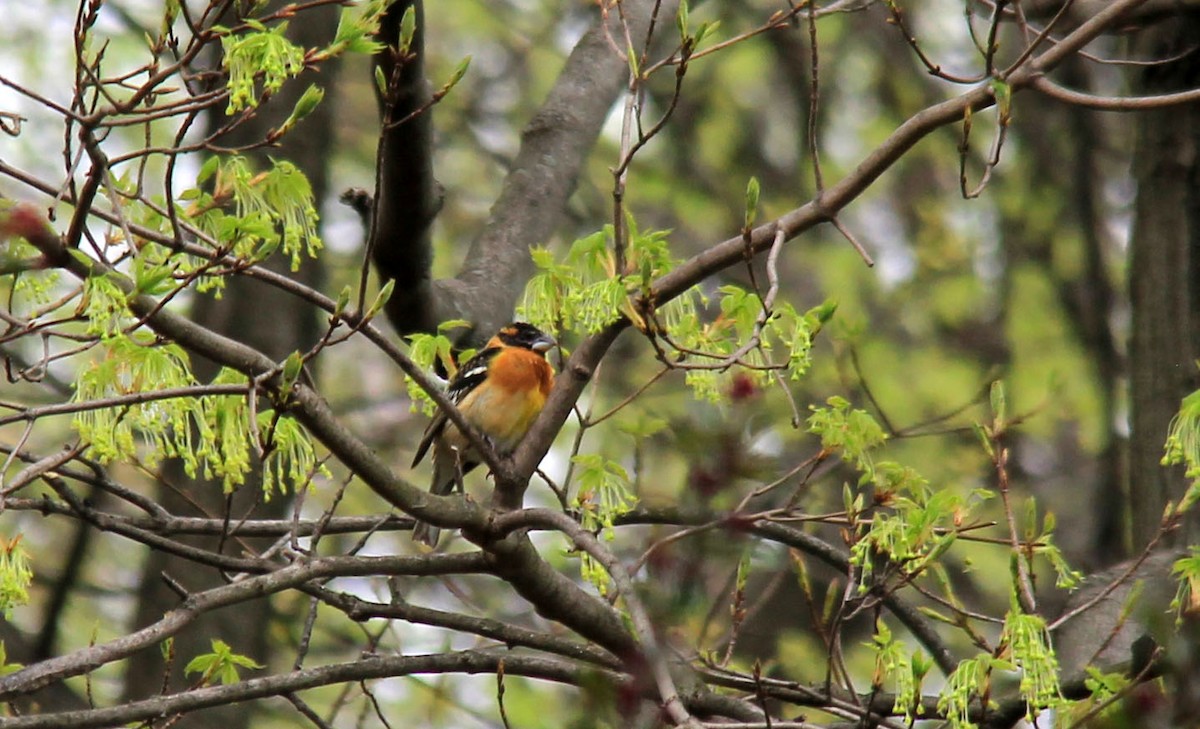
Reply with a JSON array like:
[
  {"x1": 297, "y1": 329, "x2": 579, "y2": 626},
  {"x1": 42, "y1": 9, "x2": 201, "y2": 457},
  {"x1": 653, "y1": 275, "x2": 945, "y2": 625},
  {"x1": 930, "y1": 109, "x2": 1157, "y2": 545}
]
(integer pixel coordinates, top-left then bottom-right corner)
[{"x1": 1128, "y1": 17, "x2": 1200, "y2": 550}]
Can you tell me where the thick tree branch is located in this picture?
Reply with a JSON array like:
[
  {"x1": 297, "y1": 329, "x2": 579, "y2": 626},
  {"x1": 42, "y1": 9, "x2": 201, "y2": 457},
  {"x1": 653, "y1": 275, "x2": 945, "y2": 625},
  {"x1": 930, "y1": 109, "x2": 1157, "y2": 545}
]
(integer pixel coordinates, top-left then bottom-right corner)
[
  {"x1": 0, "y1": 647, "x2": 772, "y2": 729},
  {"x1": 368, "y1": 0, "x2": 441, "y2": 333},
  {"x1": 13, "y1": 208, "x2": 652, "y2": 701},
  {"x1": 0, "y1": 552, "x2": 488, "y2": 700},
  {"x1": 0, "y1": 650, "x2": 606, "y2": 729},
  {"x1": 310, "y1": 585, "x2": 623, "y2": 669},
  {"x1": 2, "y1": 498, "x2": 412, "y2": 537},
  {"x1": 491, "y1": 507, "x2": 702, "y2": 727}
]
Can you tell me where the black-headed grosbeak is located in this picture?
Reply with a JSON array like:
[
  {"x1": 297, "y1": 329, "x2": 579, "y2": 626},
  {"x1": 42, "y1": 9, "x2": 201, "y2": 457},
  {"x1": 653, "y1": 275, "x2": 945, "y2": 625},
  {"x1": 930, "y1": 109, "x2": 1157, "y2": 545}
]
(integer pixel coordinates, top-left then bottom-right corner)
[{"x1": 411, "y1": 322, "x2": 556, "y2": 546}]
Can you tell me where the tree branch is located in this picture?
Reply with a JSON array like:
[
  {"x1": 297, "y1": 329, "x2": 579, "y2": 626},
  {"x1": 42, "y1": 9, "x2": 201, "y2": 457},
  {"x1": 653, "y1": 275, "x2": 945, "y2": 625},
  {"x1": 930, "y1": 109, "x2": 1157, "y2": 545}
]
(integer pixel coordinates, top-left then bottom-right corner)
[
  {"x1": 0, "y1": 552, "x2": 488, "y2": 700},
  {"x1": 371, "y1": 0, "x2": 678, "y2": 344}
]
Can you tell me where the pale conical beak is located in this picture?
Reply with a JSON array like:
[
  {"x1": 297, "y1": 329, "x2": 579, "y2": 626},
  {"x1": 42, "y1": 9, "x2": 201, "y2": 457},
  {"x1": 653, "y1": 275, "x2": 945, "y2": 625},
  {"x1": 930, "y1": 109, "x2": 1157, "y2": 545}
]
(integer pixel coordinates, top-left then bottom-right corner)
[{"x1": 531, "y1": 334, "x2": 556, "y2": 353}]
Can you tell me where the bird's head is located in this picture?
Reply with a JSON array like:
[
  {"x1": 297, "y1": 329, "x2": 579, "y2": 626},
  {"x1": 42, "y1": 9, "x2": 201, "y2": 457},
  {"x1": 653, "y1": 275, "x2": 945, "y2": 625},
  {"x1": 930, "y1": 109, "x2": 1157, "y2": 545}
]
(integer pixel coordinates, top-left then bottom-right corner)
[{"x1": 491, "y1": 322, "x2": 556, "y2": 354}]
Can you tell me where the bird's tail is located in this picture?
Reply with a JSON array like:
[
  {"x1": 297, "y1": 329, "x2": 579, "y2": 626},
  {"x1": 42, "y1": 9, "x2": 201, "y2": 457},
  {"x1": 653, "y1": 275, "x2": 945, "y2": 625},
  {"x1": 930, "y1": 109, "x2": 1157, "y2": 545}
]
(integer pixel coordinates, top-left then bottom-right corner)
[
  {"x1": 411, "y1": 520, "x2": 441, "y2": 548},
  {"x1": 412, "y1": 458, "x2": 457, "y2": 547}
]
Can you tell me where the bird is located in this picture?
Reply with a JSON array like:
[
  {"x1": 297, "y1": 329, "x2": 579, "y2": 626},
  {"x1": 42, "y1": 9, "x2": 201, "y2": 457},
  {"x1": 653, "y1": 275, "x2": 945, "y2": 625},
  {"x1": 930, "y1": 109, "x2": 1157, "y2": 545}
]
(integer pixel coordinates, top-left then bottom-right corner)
[{"x1": 410, "y1": 322, "x2": 557, "y2": 546}]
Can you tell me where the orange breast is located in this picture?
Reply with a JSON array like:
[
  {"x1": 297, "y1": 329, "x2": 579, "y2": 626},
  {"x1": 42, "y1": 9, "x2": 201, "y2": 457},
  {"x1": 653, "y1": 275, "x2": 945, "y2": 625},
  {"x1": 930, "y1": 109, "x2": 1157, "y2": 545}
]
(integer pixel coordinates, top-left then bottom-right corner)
[{"x1": 456, "y1": 348, "x2": 553, "y2": 452}]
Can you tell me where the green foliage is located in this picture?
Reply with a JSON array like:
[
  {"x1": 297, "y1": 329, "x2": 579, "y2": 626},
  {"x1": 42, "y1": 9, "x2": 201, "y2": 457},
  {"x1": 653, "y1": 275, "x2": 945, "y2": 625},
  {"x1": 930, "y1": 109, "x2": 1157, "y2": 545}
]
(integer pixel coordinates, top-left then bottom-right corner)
[
  {"x1": 0, "y1": 641, "x2": 22, "y2": 677},
  {"x1": 571, "y1": 454, "x2": 638, "y2": 530},
  {"x1": 0, "y1": 536, "x2": 32, "y2": 619},
  {"x1": 195, "y1": 370, "x2": 329, "y2": 496},
  {"x1": 571, "y1": 454, "x2": 638, "y2": 595},
  {"x1": 0, "y1": 228, "x2": 59, "y2": 304},
  {"x1": 670, "y1": 290, "x2": 831, "y2": 401},
  {"x1": 520, "y1": 219, "x2": 832, "y2": 402},
  {"x1": 204, "y1": 156, "x2": 322, "y2": 271},
  {"x1": 259, "y1": 410, "x2": 328, "y2": 498},
  {"x1": 442, "y1": 56, "x2": 472, "y2": 96},
  {"x1": 82, "y1": 272, "x2": 132, "y2": 338},
  {"x1": 849, "y1": 465, "x2": 970, "y2": 588},
  {"x1": 1026, "y1": 507, "x2": 1082, "y2": 589},
  {"x1": 868, "y1": 619, "x2": 929, "y2": 722},
  {"x1": 73, "y1": 348, "x2": 325, "y2": 496},
  {"x1": 1000, "y1": 610, "x2": 1062, "y2": 719},
  {"x1": 273, "y1": 84, "x2": 325, "y2": 139},
  {"x1": 398, "y1": 5, "x2": 417, "y2": 54},
  {"x1": 197, "y1": 368, "x2": 254, "y2": 490},
  {"x1": 185, "y1": 639, "x2": 263, "y2": 686},
  {"x1": 365, "y1": 278, "x2": 395, "y2": 320},
  {"x1": 938, "y1": 654, "x2": 997, "y2": 729},
  {"x1": 520, "y1": 223, "x2": 668, "y2": 336},
  {"x1": 322, "y1": 0, "x2": 390, "y2": 58},
  {"x1": 404, "y1": 319, "x2": 471, "y2": 415},
  {"x1": 72, "y1": 334, "x2": 198, "y2": 467},
  {"x1": 1163, "y1": 389, "x2": 1200, "y2": 512},
  {"x1": 1059, "y1": 666, "x2": 1129, "y2": 725},
  {"x1": 220, "y1": 22, "x2": 306, "y2": 114},
  {"x1": 743, "y1": 177, "x2": 760, "y2": 228},
  {"x1": 807, "y1": 396, "x2": 888, "y2": 475},
  {"x1": 1170, "y1": 547, "x2": 1200, "y2": 620},
  {"x1": 1083, "y1": 665, "x2": 1128, "y2": 699},
  {"x1": 161, "y1": 155, "x2": 323, "y2": 296}
]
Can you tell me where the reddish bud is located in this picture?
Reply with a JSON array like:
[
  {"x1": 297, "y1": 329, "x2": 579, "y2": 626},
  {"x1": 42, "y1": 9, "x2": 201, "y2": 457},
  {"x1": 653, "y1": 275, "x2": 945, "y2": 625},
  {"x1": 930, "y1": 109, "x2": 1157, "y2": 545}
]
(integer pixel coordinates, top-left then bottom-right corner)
[{"x1": 728, "y1": 373, "x2": 759, "y2": 402}]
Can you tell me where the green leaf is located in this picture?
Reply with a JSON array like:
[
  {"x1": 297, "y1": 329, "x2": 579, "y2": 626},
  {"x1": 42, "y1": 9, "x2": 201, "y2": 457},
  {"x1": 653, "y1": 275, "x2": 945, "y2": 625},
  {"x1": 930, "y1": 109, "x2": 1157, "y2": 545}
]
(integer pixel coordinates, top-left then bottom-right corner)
[
  {"x1": 325, "y1": 0, "x2": 388, "y2": 56},
  {"x1": 1171, "y1": 547, "x2": 1200, "y2": 619},
  {"x1": 72, "y1": 335, "x2": 200, "y2": 469},
  {"x1": 0, "y1": 537, "x2": 33, "y2": 619},
  {"x1": 744, "y1": 176, "x2": 760, "y2": 229},
  {"x1": 1001, "y1": 610, "x2": 1061, "y2": 717},
  {"x1": 398, "y1": 5, "x2": 416, "y2": 53},
  {"x1": 571, "y1": 454, "x2": 639, "y2": 595},
  {"x1": 185, "y1": 639, "x2": 263, "y2": 686},
  {"x1": 938, "y1": 656, "x2": 992, "y2": 729},
  {"x1": 438, "y1": 318, "x2": 471, "y2": 333},
  {"x1": 989, "y1": 380, "x2": 1007, "y2": 427},
  {"x1": 258, "y1": 411, "x2": 326, "y2": 498},
  {"x1": 333, "y1": 285, "x2": 351, "y2": 317},
  {"x1": 277, "y1": 83, "x2": 325, "y2": 135},
  {"x1": 813, "y1": 298, "x2": 838, "y2": 325},
  {"x1": 221, "y1": 23, "x2": 306, "y2": 114},
  {"x1": 972, "y1": 422, "x2": 995, "y2": 458},
  {"x1": 694, "y1": 21, "x2": 720, "y2": 48},
  {"x1": 0, "y1": 641, "x2": 21, "y2": 677},
  {"x1": 374, "y1": 65, "x2": 388, "y2": 95},
  {"x1": 280, "y1": 351, "x2": 304, "y2": 392},
  {"x1": 808, "y1": 396, "x2": 888, "y2": 477},
  {"x1": 735, "y1": 549, "x2": 752, "y2": 593},
  {"x1": 197, "y1": 156, "x2": 220, "y2": 185},
  {"x1": 444, "y1": 56, "x2": 471, "y2": 92},
  {"x1": 991, "y1": 78, "x2": 1012, "y2": 120},
  {"x1": 1163, "y1": 389, "x2": 1200, "y2": 480},
  {"x1": 366, "y1": 279, "x2": 394, "y2": 319}
]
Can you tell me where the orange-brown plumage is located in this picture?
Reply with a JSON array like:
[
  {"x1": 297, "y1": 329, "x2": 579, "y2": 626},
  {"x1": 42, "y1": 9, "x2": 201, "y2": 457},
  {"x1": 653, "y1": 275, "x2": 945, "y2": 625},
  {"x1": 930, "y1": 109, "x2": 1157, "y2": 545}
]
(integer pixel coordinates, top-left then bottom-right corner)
[{"x1": 411, "y1": 322, "x2": 556, "y2": 546}]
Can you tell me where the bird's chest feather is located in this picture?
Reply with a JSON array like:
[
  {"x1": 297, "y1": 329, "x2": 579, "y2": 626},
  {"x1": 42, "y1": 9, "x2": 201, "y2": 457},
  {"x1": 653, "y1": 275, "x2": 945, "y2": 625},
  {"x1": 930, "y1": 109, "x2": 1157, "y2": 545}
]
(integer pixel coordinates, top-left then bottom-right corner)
[{"x1": 453, "y1": 349, "x2": 552, "y2": 451}]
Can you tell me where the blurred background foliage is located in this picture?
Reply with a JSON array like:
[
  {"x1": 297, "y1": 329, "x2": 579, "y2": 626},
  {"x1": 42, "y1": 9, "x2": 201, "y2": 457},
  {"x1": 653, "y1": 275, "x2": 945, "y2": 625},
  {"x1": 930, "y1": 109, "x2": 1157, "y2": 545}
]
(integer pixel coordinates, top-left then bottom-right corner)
[{"x1": 0, "y1": 0, "x2": 1183, "y2": 726}]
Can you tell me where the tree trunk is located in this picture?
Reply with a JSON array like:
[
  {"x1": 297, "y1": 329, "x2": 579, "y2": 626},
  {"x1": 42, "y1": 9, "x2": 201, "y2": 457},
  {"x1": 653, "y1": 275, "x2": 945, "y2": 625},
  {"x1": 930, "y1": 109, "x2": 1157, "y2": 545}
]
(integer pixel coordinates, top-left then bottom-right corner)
[{"x1": 1128, "y1": 17, "x2": 1200, "y2": 551}]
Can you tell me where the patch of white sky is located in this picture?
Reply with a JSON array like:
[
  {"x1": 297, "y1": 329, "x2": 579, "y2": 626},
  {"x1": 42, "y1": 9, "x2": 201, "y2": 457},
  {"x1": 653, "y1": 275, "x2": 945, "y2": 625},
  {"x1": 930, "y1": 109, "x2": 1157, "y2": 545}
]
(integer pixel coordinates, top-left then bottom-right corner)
[
  {"x1": 1, "y1": 2, "x2": 80, "y2": 183},
  {"x1": 1, "y1": 0, "x2": 209, "y2": 206}
]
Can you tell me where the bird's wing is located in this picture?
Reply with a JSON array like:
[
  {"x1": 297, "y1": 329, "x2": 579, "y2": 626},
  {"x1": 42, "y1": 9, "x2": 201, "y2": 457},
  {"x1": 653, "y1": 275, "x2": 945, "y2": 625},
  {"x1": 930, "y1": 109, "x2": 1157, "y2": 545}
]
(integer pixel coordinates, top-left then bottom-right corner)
[{"x1": 410, "y1": 347, "x2": 499, "y2": 467}]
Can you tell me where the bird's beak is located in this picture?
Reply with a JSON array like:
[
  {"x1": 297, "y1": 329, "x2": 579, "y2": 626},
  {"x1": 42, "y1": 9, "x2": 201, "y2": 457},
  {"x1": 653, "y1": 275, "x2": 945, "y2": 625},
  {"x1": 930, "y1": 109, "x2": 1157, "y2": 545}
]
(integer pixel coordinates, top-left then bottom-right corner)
[{"x1": 531, "y1": 334, "x2": 556, "y2": 353}]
